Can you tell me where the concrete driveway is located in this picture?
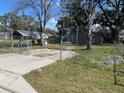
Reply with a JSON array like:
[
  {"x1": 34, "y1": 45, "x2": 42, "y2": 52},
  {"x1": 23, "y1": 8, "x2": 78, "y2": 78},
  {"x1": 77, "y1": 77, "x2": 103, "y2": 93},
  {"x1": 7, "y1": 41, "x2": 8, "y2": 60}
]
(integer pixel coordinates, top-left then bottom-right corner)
[
  {"x1": 0, "y1": 49, "x2": 75, "y2": 93},
  {"x1": 0, "y1": 70, "x2": 37, "y2": 93}
]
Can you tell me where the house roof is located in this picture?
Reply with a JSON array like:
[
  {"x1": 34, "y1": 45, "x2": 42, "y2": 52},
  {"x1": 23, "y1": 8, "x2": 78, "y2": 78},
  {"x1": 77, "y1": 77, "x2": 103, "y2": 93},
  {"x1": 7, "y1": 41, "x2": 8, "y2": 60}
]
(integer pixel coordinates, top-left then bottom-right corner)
[
  {"x1": 16, "y1": 30, "x2": 34, "y2": 37},
  {"x1": 14, "y1": 30, "x2": 48, "y2": 39}
]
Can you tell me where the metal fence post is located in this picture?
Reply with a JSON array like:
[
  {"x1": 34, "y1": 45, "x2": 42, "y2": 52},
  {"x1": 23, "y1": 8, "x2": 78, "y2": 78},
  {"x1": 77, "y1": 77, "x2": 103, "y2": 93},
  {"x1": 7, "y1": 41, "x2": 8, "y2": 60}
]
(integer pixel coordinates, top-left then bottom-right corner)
[
  {"x1": 11, "y1": 29, "x2": 14, "y2": 52},
  {"x1": 113, "y1": 56, "x2": 117, "y2": 85}
]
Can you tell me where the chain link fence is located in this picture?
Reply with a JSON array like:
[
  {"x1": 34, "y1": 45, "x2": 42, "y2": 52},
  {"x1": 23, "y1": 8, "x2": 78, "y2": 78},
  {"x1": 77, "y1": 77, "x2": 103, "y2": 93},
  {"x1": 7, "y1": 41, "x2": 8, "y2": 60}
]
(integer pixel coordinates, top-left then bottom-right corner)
[
  {"x1": 0, "y1": 31, "x2": 32, "y2": 54},
  {"x1": 113, "y1": 42, "x2": 124, "y2": 85}
]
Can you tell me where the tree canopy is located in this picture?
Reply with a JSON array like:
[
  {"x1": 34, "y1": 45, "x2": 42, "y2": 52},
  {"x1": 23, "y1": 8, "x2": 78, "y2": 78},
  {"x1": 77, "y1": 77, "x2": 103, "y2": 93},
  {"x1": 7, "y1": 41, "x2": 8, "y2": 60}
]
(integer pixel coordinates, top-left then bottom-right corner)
[
  {"x1": 0, "y1": 12, "x2": 39, "y2": 31},
  {"x1": 57, "y1": 0, "x2": 124, "y2": 45}
]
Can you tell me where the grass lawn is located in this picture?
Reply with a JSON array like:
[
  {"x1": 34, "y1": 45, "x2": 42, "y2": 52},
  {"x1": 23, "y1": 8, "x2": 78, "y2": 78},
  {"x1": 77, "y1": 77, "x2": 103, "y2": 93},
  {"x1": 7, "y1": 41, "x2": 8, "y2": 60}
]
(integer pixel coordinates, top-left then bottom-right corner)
[
  {"x1": 24, "y1": 45, "x2": 124, "y2": 93},
  {"x1": 0, "y1": 44, "x2": 57, "y2": 54},
  {"x1": 0, "y1": 40, "x2": 60, "y2": 54}
]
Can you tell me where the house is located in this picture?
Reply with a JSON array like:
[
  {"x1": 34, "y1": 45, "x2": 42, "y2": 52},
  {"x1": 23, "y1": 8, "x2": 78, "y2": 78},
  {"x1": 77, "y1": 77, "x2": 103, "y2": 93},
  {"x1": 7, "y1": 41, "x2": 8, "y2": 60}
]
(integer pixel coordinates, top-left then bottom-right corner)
[
  {"x1": 13, "y1": 30, "x2": 38, "y2": 39},
  {"x1": 13, "y1": 30, "x2": 49, "y2": 39},
  {"x1": 13, "y1": 30, "x2": 49, "y2": 46},
  {"x1": 0, "y1": 32, "x2": 11, "y2": 40},
  {"x1": 119, "y1": 30, "x2": 124, "y2": 42}
]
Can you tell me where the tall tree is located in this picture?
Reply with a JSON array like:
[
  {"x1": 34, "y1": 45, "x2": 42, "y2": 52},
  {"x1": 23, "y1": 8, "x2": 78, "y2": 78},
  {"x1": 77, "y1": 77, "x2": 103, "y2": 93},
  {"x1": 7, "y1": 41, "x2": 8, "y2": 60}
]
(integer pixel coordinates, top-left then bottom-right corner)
[
  {"x1": 97, "y1": 0, "x2": 124, "y2": 43},
  {"x1": 18, "y1": 15, "x2": 36, "y2": 30},
  {"x1": 83, "y1": 0, "x2": 99, "y2": 49},
  {"x1": 60, "y1": 0, "x2": 99, "y2": 49},
  {"x1": 60, "y1": 0, "x2": 88, "y2": 31},
  {"x1": 15, "y1": 0, "x2": 54, "y2": 45},
  {"x1": 0, "y1": 12, "x2": 37, "y2": 31},
  {"x1": 0, "y1": 12, "x2": 18, "y2": 31}
]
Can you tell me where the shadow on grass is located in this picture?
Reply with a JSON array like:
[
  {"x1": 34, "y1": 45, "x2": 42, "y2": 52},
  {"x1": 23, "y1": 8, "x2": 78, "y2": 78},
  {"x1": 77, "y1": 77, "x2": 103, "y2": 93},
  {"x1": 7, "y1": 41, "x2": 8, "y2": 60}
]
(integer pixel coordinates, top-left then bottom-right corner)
[
  {"x1": 115, "y1": 83, "x2": 124, "y2": 87},
  {"x1": 71, "y1": 49, "x2": 89, "y2": 51}
]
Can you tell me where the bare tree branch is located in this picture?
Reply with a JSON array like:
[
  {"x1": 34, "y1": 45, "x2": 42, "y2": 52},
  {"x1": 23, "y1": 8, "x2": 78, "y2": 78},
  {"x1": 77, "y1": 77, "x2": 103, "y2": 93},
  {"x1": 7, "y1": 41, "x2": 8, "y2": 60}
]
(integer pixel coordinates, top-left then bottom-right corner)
[{"x1": 15, "y1": 0, "x2": 54, "y2": 45}]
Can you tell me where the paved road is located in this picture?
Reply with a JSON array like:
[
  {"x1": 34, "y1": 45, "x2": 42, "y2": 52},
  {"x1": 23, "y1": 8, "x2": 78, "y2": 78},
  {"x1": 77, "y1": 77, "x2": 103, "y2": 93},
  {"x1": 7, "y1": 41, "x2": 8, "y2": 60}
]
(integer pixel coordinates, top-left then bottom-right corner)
[{"x1": 0, "y1": 50, "x2": 75, "y2": 93}]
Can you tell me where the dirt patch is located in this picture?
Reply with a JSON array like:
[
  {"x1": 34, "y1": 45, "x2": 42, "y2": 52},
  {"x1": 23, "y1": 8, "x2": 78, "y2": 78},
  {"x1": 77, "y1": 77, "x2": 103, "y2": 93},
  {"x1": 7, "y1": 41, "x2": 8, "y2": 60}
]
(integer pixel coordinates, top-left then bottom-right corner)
[
  {"x1": 83, "y1": 75, "x2": 92, "y2": 81},
  {"x1": 35, "y1": 54, "x2": 55, "y2": 58},
  {"x1": 23, "y1": 49, "x2": 58, "y2": 57},
  {"x1": 93, "y1": 88, "x2": 103, "y2": 93},
  {"x1": 91, "y1": 55, "x2": 124, "y2": 67},
  {"x1": 23, "y1": 49, "x2": 75, "y2": 59}
]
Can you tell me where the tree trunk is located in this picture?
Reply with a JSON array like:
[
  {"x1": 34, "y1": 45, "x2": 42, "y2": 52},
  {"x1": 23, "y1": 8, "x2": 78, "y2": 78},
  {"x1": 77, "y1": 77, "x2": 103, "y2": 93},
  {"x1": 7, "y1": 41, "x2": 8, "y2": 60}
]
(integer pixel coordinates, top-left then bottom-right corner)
[
  {"x1": 87, "y1": 23, "x2": 92, "y2": 50},
  {"x1": 110, "y1": 27, "x2": 119, "y2": 43},
  {"x1": 43, "y1": 10, "x2": 46, "y2": 31},
  {"x1": 87, "y1": 13, "x2": 94, "y2": 50},
  {"x1": 39, "y1": 20, "x2": 43, "y2": 46}
]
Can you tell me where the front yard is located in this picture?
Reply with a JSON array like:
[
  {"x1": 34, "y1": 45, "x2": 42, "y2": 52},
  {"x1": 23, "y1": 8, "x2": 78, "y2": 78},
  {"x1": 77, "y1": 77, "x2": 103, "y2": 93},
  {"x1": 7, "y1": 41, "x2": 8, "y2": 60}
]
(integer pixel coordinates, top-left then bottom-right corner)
[{"x1": 24, "y1": 45, "x2": 124, "y2": 93}]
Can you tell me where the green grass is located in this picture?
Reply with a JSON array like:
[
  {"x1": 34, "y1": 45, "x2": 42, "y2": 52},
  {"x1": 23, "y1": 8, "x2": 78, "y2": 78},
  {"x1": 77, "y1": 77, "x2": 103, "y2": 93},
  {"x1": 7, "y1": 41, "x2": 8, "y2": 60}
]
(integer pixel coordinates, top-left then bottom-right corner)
[
  {"x1": 24, "y1": 45, "x2": 124, "y2": 93},
  {"x1": 0, "y1": 40, "x2": 23, "y2": 54},
  {"x1": 0, "y1": 40, "x2": 60, "y2": 54},
  {"x1": 0, "y1": 48, "x2": 11, "y2": 54},
  {"x1": 0, "y1": 40, "x2": 12, "y2": 48}
]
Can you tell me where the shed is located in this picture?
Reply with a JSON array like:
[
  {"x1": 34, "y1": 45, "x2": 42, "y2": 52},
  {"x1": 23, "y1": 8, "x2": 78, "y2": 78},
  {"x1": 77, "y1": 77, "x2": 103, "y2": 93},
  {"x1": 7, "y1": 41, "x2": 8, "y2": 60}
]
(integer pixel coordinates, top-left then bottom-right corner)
[
  {"x1": 13, "y1": 30, "x2": 40, "y2": 39},
  {"x1": 0, "y1": 32, "x2": 10, "y2": 40},
  {"x1": 13, "y1": 30, "x2": 49, "y2": 47}
]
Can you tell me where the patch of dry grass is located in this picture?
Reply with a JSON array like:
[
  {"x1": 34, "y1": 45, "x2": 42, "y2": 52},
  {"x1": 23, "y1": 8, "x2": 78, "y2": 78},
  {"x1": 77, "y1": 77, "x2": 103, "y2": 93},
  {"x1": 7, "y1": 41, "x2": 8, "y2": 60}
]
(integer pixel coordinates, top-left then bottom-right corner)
[{"x1": 24, "y1": 45, "x2": 124, "y2": 93}]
